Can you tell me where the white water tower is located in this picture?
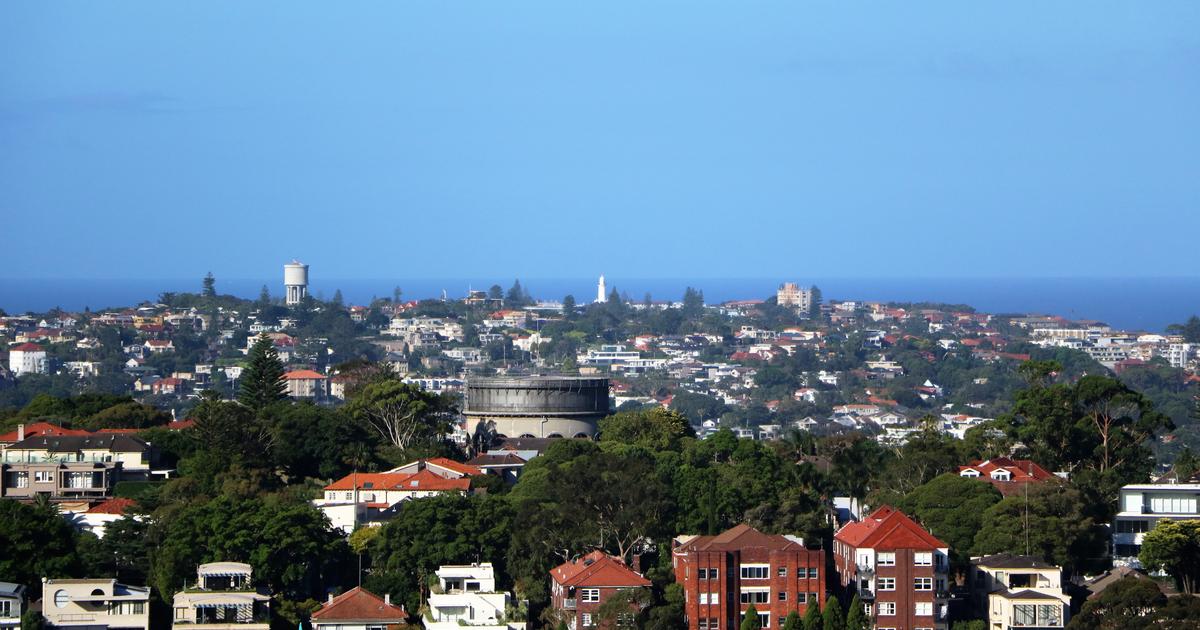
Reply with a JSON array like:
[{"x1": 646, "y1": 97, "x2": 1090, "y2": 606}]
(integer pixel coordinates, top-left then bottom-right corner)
[{"x1": 284, "y1": 260, "x2": 309, "y2": 305}]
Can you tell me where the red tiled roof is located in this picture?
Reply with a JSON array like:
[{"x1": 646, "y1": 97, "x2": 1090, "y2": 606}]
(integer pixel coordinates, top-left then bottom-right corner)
[
  {"x1": 88, "y1": 497, "x2": 136, "y2": 515},
  {"x1": 10, "y1": 342, "x2": 45, "y2": 352},
  {"x1": 835, "y1": 506, "x2": 947, "y2": 550},
  {"x1": 284, "y1": 369, "x2": 327, "y2": 380},
  {"x1": 958, "y1": 458, "x2": 1056, "y2": 483},
  {"x1": 676, "y1": 523, "x2": 804, "y2": 553},
  {"x1": 0, "y1": 422, "x2": 89, "y2": 442},
  {"x1": 324, "y1": 469, "x2": 471, "y2": 492},
  {"x1": 311, "y1": 587, "x2": 407, "y2": 621},
  {"x1": 424, "y1": 457, "x2": 484, "y2": 477},
  {"x1": 551, "y1": 550, "x2": 651, "y2": 589}
]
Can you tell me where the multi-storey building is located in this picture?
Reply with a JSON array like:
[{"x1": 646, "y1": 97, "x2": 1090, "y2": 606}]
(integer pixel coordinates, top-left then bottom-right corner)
[
  {"x1": 41, "y1": 578, "x2": 151, "y2": 630},
  {"x1": 0, "y1": 434, "x2": 152, "y2": 502},
  {"x1": 311, "y1": 587, "x2": 408, "y2": 630},
  {"x1": 1112, "y1": 482, "x2": 1200, "y2": 566},
  {"x1": 776, "y1": 284, "x2": 813, "y2": 313},
  {"x1": 672, "y1": 524, "x2": 825, "y2": 630},
  {"x1": 0, "y1": 582, "x2": 25, "y2": 630},
  {"x1": 7, "y1": 343, "x2": 48, "y2": 376},
  {"x1": 833, "y1": 506, "x2": 950, "y2": 630},
  {"x1": 969, "y1": 554, "x2": 1069, "y2": 630},
  {"x1": 425, "y1": 563, "x2": 525, "y2": 630},
  {"x1": 171, "y1": 562, "x2": 271, "y2": 630},
  {"x1": 550, "y1": 551, "x2": 651, "y2": 630}
]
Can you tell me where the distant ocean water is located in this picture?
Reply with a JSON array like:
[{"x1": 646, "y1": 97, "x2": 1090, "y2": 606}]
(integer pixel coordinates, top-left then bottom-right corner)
[{"x1": 1, "y1": 277, "x2": 1197, "y2": 333}]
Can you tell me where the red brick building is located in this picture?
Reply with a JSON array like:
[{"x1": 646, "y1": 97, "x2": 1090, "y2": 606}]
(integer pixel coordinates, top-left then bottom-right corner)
[
  {"x1": 833, "y1": 507, "x2": 949, "y2": 630},
  {"x1": 956, "y1": 458, "x2": 1057, "y2": 497},
  {"x1": 672, "y1": 524, "x2": 825, "y2": 630},
  {"x1": 550, "y1": 550, "x2": 651, "y2": 630}
]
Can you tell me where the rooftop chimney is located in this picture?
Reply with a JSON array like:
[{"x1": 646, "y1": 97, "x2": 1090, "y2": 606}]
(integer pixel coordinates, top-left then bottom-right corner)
[
  {"x1": 17, "y1": 423, "x2": 25, "y2": 441},
  {"x1": 384, "y1": 594, "x2": 391, "y2": 606},
  {"x1": 328, "y1": 592, "x2": 334, "y2": 604}
]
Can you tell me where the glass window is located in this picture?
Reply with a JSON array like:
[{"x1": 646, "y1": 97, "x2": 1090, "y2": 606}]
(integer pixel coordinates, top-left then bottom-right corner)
[
  {"x1": 699, "y1": 593, "x2": 709, "y2": 605},
  {"x1": 709, "y1": 618, "x2": 719, "y2": 630},
  {"x1": 778, "y1": 567, "x2": 787, "y2": 577},
  {"x1": 877, "y1": 602, "x2": 895, "y2": 616},
  {"x1": 757, "y1": 613, "x2": 770, "y2": 628},
  {"x1": 878, "y1": 578, "x2": 896, "y2": 591},
  {"x1": 1014, "y1": 605, "x2": 1036, "y2": 626},
  {"x1": 1037, "y1": 604, "x2": 1062, "y2": 626},
  {"x1": 778, "y1": 592, "x2": 787, "y2": 601},
  {"x1": 878, "y1": 553, "x2": 895, "y2": 566},
  {"x1": 581, "y1": 589, "x2": 600, "y2": 603},
  {"x1": 699, "y1": 620, "x2": 708, "y2": 630},
  {"x1": 698, "y1": 568, "x2": 709, "y2": 580},
  {"x1": 807, "y1": 567, "x2": 818, "y2": 579},
  {"x1": 914, "y1": 578, "x2": 933, "y2": 591},
  {"x1": 581, "y1": 613, "x2": 593, "y2": 627},
  {"x1": 740, "y1": 565, "x2": 769, "y2": 580},
  {"x1": 1116, "y1": 520, "x2": 1150, "y2": 534},
  {"x1": 35, "y1": 471, "x2": 53, "y2": 483},
  {"x1": 54, "y1": 591, "x2": 69, "y2": 608},
  {"x1": 797, "y1": 593, "x2": 807, "y2": 603},
  {"x1": 915, "y1": 602, "x2": 932, "y2": 616},
  {"x1": 914, "y1": 552, "x2": 932, "y2": 566},
  {"x1": 739, "y1": 590, "x2": 769, "y2": 604}
]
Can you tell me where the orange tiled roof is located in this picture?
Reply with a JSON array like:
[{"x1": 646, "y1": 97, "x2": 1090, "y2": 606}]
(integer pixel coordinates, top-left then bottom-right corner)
[
  {"x1": 311, "y1": 587, "x2": 407, "y2": 621},
  {"x1": 551, "y1": 550, "x2": 650, "y2": 589}
]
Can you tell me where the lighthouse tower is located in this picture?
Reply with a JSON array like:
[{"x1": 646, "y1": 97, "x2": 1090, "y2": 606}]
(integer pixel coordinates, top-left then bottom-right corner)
[{"x1": 596, "y1": 275, "x2": 607, "y2": 303}]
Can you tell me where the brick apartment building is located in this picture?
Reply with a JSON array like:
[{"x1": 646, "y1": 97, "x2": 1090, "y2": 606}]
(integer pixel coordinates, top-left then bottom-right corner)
[
  {"x1": 833, "y1": 506, "x2": 950, "y2": 630},
  {"x1": 550, "y1": 550, "x2": 651, "y2": 629},
  {"x1": 672, "y1": 524, "x2": 825, "y2": 630}
]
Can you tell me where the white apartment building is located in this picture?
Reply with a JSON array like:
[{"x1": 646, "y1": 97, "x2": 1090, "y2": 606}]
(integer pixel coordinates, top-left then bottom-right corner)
[
  {"x1": 1113, "y1": 483, "x2": 1200, "y2": 566},
  {"x1": 41, "y1": 578, "x2": 151, "y2": 630},
  {"x1": 426, "y1": 564, "x2": 525, "y2": 630},
  {"x1": 8, "y1": 343, "x2": 48, "y2": 376},
  {"x1": 577, "y1": 345, "x2": 641, "y2": 367},
  {"x1": 776, "y1": 283, "x2": 813, "y2": 312},
  {"x1": 970, "y1": 554, "x2": 1070, "y2": 630}
]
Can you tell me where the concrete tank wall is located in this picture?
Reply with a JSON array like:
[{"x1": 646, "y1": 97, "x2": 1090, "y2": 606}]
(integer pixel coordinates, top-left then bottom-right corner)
[
  {"x1": 283, "y1": 262, "x2": 309, "y2": 287},
  {"x1": 464, "y1": 376, "x2": 609, "y2": 438}
]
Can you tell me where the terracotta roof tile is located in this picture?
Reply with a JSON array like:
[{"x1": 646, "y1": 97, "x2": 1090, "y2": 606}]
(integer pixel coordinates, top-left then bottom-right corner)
[{"x1": 311, "y1": 587, "x2": 407, "y2": 621}]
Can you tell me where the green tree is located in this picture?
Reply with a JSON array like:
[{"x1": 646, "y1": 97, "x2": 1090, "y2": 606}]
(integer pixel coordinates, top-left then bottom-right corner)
[
  {"x1": 1139, "y1": 519, "x2": 1200, "y2": 594},
  {"x1": 822, "y1": 595, "x2": 844, "y2": 630},
  {"x1": 238, "y1": 334, "x2": 287, "y2": 412},
  {"x1": 950, "y1": 622, "x2": 987, "y2": 630},
  {"x1": 844, "y1": 594, "x2": 868, "y2": 630},
  {"x1": 598, "y1": 407, "x2": 694, "y2": 451},
  {"x1": 1067, "y1": 576, "x2": 1165, "y2": 629},
  {"x1": 562, "y1": 294, "x2": 576, "y2": 319},
  {"x1": 782, "y1": 611, "x2": 802, "y2": 630},
  {"x1": 802, "y1": 600, "x2": 822, "y2": 630},
  {"x1": 740, "y1": 605, "x2": 761, "y2": 630},
  {"x1": 899, "y1": 474, "x2": 1002, "y2": 561},
  {"x1": 1167, "y1": 315, "x2": 1200, "y2": 343},
  {"x1": 202, "y1": 272, "x2": 216, "y2": 298},
  {"x1": 488, "y1": 285, "x2": 503, "y2": 301},
  {"x1": 808, "y1": 286, "x2": 822, "y2": 320},
  {"x1": 344, "y1": 378, "x2": 454, "y2": 452},
  {"x1": 972, "y1": 482, "x2": 1105, "y2": 574},
  {"x1": 682, "y1": 287, "x2": 705, "y2": 318},
  {"x1": 0, "y1": 499, "x2": 81, "y2": 594},
  {"x1": 20, "y1": 609, "x2": 45, "y2": 630}
]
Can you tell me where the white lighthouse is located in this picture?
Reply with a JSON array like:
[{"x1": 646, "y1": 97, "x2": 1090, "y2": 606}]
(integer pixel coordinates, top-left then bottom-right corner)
[
  {"x1": 596, "y1": 275, "x2": 607, "y2": 303},
  {"x1": 284, "y1": 260, "x2": 309, "y2": 305}
]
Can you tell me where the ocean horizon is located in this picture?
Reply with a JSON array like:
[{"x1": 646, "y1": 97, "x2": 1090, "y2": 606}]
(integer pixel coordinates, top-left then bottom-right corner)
[{"x1": 1, "y1": 276, "x2": 1197, "y2": 333}]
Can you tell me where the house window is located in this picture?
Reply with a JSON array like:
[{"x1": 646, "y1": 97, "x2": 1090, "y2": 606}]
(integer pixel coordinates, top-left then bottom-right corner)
[
  {"x1": 914, "y1": 552, "x2": 932, "y2": 566},
  {"x1": 915, "y1": 602, "x2": 932, "y2": 616},
  {"x1": 797, "y1": 593, "x2": 807, "y2": 603},
  {"x1": 699, "y1": 620, "x2": 708, "y2": 630},
  {"x1": 778, "y1": 592, "x2": 787, "y2": 601},
  {"x1": 581, "y1": 613, "x2": 594, "y2": 627},
  {"x1": 877, "y1": 602, "x2": 895, "y2": 616},
  {"x1": 11, "y1": 472, "x2": 28, "y2": 489},
  {"x1": 54, "y1": 591, "x2": 69, "y2": 608},
  {"x1": 914, "y1": 578, "x2": 933, "y2": 591},
  {"x1": 1014, "y1": 605, "x2": 1036, "y2": 626},
  {"x1": 699, "y1": 593, "x2": 709, "y2": 605},
  {"x1": 807, "y1": 567, "x2": 818, "y2": 579},
  {"x1": 581, "y1": 589, "x2": 600, "y2": 603},
  {"x1": 877, "y1": 553, "x2": 895, "y2": 566},
  {"x1": 740, "y1": 565, "x2": 770, "y2": 580},
  {"x1": 878, "y1": 578, "x2": 896, "y2": 591},
  {"x1": 739, "y1": 590, "x2": 769, "y2": 604},
  {"x1": 777, "y1": 617, "x2": 786, "y2": 628},
  {"x1": 698, "y1": 568, "x2": 709, "y2": 580},
  {"x1": 708, "y1": 619, "x2": 719, "y2": 630},
  {"x1": 777, "y1": 567, "x2": 787, "y2": 577},
  {"x1": 35, "y1": 471, "x2": 53, "y2": 483},
  {"x1": 344, "y1": 492, "x2": 353, "y2": 500},
  {"x1": 1116, "y1": 520, "x2": 1150, "y2": 534},
  {"x1": 699, "y1": 593, "x2": 718, "y2": 605},
  {"x1": 756, "y1": 613, "x2": 770, "y2": 628},
  {"x1": 0, "y1": 601, "x2": 11, "y2": 617}
]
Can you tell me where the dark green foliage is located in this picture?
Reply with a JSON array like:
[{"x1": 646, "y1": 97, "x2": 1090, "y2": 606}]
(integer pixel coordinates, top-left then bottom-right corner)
[
  {"x1": 1139, "y1": 519, "x2": 1200, "y2": 594},
  {"x1": 238, "y1": 335, "x2": 287, "y2": 411},
  {"x1": 1067, "y1": 577, "x2": 1166, "y2": 629},
  {"x1": 898, "y1": 474, "x2": 1002, "y2": 562},
  {"x1": 0, "y1": 499, "x2": 81, "y2": 595},
  {"x1": 344, "y1": 377, "x2": 455, "y2": 453},
  {"x1": 802, "y1": 600, "x2": 822, "y2": 630},
  {"x1": 844, "y1": 594, "x2": 868, "y2": 630},
  {"x1": 598, "y1": 407, "x2": 694, "y2": 451},
  {"x1": 782, "y1": 611, "x2": 802, "y2": 630},
  {"x1": 1167, "y1": 315, "x2": 1200, "y2": 343},
  {"x1": 740, "y1": 604, "x2": 761, "y2": 630},
  {"x1": 822, "y1": 595, "x2": 844, "y2": 630},
  {"x1": 972, "y1": 482, "x2": 1106, "y2": 575}
]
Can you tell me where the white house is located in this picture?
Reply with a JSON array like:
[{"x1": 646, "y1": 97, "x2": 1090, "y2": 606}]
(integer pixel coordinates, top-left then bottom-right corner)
[
  {"x1": 41, "y1": 578, "x2": 151, "y2": 630},
  {"x1": 8, "y1": 343, "x2": 47, "y2": 376},
  {"x1": 171, "y1": 562, "x2": 271, "y2": 630},
  {"x1": 0, "y1": 583, "x2": 25, "y2": 630},
  {"x1": 426, "y1": 564, "x2": 525, "y2": 630},
  {"x1": 970, "y1": 554, "x2": 1070, "y2": 629},
  {"x1": 1113, "y1": 482, "x2": 1200, "y2": 566}
]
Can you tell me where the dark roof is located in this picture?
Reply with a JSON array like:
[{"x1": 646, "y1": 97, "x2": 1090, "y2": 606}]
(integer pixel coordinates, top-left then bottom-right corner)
[
  {"x1": 467, "y1": 452, "x2": 527, "y2": 467},
  {"x1": 8, "y1": 434, "x2": 150, "y2": 453},
  {"x1": 974, "y1": 553, "x2": 1057, "y2": 569},
  {"x1": 495, "y1": 437, "x2": 557, "y2": 454},
  {"x1": 1002, "y1": 589, "x2": 1066, "y2": 601},
  {"x1": 677, "y1": 524, "x2": 804, "y2": 553}
]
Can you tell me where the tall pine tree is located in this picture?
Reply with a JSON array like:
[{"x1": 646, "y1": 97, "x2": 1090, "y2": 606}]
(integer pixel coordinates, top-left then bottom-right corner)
[
  {"x1": 822, "y1": 595, "x2": 845, "y2": 630},
  {"x1": 740, "y1": 605, "x2": 761, "y2": 630},
  {"x1": 238, "y1": 334, "x2": 287, "y2": 411},
  {"x1": 844, "y1": 594, "x2": 869, "y2": 630},
  {"x1": 802, "y1": 600, "x2": 822, "y2": 630}
]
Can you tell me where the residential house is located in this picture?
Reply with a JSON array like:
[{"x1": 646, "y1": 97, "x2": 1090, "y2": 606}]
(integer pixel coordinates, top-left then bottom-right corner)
[
  {"x1": 672, "y1": 524, "x2": 825, "y2": 630},
  {"x1": 283, "y1": 369, "x2": 328, "y2": 400},
  {"x1": 64, "y1": 497, "x2": 140, "y2": 538},
  {"x1": 833, "y1": 506, "x2": 950, "y2": 630},
  {"x1": 969, "y1": 554, "x2": 1069, "y2": 630},
  {"x1": 41, "y1": 577, "x2": 151, "y2": 630},
  {"x1": 1, "y1": 434, "x2": 153, "y2": 502},
  {"x1": 171, "y1": 562, "x2": 271, "y2": 630},
  {"x1": 8, "y1": 343, "x2": 48, "y2": 376},
  {"x1": 550, "y1": 551, "x2": 650, "y2": 630},
  {"x1": 0, "y1": 583, "x2": 25, "y2": 630},
  {"x1": 1112, "y1": 482, "x2": 1200, "y2": 566},
  {"x1": 957, "y1": 458, "x2": 1058, "y2": 496},
  {"x1": 426, "y1": 563, "x2": 525, "y2": 630},
  {"x1": 313, "y1": 459, "x2": 479, "y2": 532},
  {"x1": 310, "y1": 587, "x2": 408, "y2": 630},
  {"x1": 143, "y1": 339, "x2": 174, "y2": 354}
]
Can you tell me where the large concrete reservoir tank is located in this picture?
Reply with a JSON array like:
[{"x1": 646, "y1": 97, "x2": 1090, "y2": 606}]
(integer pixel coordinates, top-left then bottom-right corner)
[
  {"x1": 283, "y1": 260, "x2": 309, "y2": 305},
  {"x1": 464, "y1": 376, "x2": 610, "y2": 438}
]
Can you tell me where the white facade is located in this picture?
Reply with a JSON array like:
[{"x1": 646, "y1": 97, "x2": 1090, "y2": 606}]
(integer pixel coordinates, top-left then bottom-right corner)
[
  {"x1": 596, "y1": 275, "x2": 606, "y2": 303},
  {"x1": 776, "y1": 282, "x2": 813, "y2": 312},
  {"x1": 41, "y1": 578, "x2": 151, "y2": 630},
  {"x1": 426, "y1": 564, "x2": 525, "y2": 630},
  {"x1": 172, "y1": 562, "x2": 271, "y2": 630},
  {"x1": 8, "y1": 346, "x2": 48, "y2": 376},
  {"x1": 971, "y1": 556, "x2": 1069, "y2": 629},
  {"x1": 1113, "y1": 483, "x2": 1200, "y2": 566},
  {"x1": 0, "y1": 582, "x2": 25, "y2": 630}
]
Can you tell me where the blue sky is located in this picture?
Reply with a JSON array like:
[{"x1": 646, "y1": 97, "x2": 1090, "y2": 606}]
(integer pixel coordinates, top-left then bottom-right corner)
[{"x1": 1, "y1": 2, "x2": 1197, "y2": 280}]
